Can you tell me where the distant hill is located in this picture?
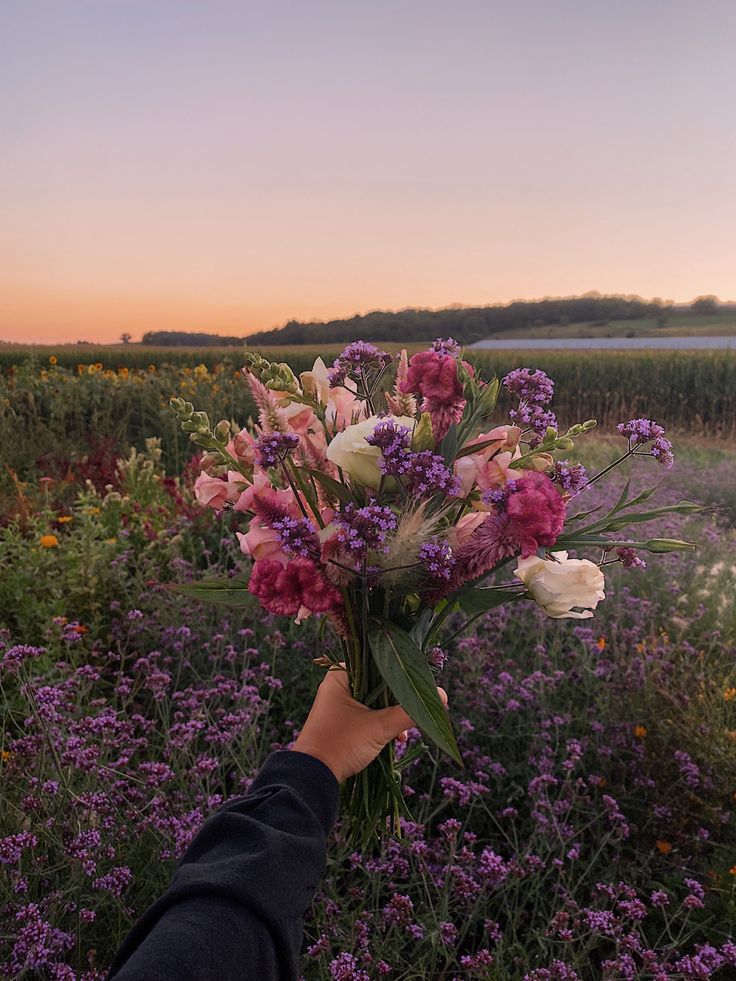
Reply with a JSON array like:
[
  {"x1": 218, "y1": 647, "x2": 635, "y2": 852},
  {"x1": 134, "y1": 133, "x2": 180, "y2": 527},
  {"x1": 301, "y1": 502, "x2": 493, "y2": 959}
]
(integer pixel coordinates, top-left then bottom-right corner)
[{"x1": 138, "y1": 295, "x2": 731, "y2": 347}]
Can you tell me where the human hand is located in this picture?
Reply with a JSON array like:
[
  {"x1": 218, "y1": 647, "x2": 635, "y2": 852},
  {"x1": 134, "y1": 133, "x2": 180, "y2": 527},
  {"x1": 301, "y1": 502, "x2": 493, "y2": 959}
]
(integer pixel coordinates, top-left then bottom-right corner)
[{"x1": 290, "y1": 666, "x2": 449, "y2": 783}]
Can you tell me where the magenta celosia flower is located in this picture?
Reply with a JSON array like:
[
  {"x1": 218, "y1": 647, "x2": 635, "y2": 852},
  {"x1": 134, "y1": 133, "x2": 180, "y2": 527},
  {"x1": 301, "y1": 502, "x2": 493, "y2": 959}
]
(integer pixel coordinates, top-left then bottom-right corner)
[
  {"x1": 505, "y1": 471, "x2": 566, "y2": 559},
  {"x1": 449, "y1": 472, "x2": 566, "y2": 586},
  {"x1": 400, "y1": 348, "x2": 466, "y2": 441},
  {"x1": 248, "y1": 558, "x2": 342, "y2": 616},
  {"x1": 402, "y1": 350, "x2": 463, "y2": 405}
]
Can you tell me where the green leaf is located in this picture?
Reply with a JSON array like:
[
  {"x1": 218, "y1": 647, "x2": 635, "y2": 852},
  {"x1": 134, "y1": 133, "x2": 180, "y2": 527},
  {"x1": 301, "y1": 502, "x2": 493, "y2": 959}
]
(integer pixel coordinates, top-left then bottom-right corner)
[
  {"x1": 306, "y1": 468, "x2": 354, "y2": 505},
  {"x1": 440, "y1": 425, "x2": 458, "y2": 467},
  {"x1": 168, "y1": 576, "x2": 256, "y2": 607},
  {"x1": 369, "y1": 620, "x2": 462, "y2": 765},
  {"x1": 611, "y1": 479, "x2": 631, "y2": 513},
  {"x1": 453, "y1": 587, "x2": 527, "y2": 617}
]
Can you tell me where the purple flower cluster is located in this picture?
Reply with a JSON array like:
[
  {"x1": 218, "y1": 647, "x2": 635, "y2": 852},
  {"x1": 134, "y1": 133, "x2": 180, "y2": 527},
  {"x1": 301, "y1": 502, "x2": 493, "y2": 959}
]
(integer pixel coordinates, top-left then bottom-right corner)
[
  {"x1": 616, "y1": 547, "x2": 647, "y2": 570},
  {"x1": 617, "y1": 418, "x2": 674, "y2": 469},
  {"x1": 553, "y1": 461, "x2": 588, "y2": 497},
  {"x1": 503, "y1": 367, "x2": 555, "y2": 403},
  {"x1": 503, "y1": 368, "x2": 558, "y2": 441},
  {"x1": 254, "y1": 431, "x2": 299, "y2": 468},
  {"x1": 270, "y1": 515, "x2": 320, "y2": 560},
  {"x1": 431, "y1": 337, "x2": 461, "y2": 358},
  {"x1": 365, "y1": 419, "x2": 459, "y2": 496},
  {"x1": 419, "y1": 540, "x2": 456, "y2": 581},
  {"x1": 328, "y1": 342, "x2": 392, "y2": 388},
  {"x1": 335, "y1": 503, "x2": 397, "y2": 557},
  {"x1": 1, "y1": 644, "x2": 46, "y2": 673},
  {"x1": 365, "y1": 418, "x2": 411, "y2": 467}
]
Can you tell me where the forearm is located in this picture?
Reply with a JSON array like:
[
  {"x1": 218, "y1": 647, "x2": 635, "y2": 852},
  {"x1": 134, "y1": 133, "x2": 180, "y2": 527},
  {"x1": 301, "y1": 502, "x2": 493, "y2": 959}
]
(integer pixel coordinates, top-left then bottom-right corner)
[{"x1": 108, "y1": 751, "x2": 339, "y2": 981}]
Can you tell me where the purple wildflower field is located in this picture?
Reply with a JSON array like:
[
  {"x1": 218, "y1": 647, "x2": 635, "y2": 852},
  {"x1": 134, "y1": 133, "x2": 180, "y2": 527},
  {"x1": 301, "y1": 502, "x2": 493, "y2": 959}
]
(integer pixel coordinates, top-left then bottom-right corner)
[{"x1": 1, "y1": 434, "x2": 736, "y2": 979}]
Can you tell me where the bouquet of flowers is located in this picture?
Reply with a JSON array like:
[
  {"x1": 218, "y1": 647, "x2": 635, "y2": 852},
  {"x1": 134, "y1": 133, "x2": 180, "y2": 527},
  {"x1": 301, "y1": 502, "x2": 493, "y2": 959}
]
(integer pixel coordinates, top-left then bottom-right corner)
[{"x1": 170, "y1": 339, "x2": 699, "y2": 844}]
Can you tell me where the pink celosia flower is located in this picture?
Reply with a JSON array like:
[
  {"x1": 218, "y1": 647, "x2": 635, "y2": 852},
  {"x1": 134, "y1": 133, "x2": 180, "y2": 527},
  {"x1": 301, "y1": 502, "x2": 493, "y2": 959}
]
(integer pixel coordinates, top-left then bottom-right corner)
[
  {"x1": 401, "y1": 350, "x2": 466, "y2": 441},
  {"x1": 447, "y1": 472, "x2": 566, "y2": 588},
  {"x1": 506, "y1": 471, "x2": 566, "y2": 558},
  {"x1": 402, "y1": 351, "x2": 463, "y2": 404},
  {"x1": 248, "y1": 558, "x2": 342, "y2": 616}
]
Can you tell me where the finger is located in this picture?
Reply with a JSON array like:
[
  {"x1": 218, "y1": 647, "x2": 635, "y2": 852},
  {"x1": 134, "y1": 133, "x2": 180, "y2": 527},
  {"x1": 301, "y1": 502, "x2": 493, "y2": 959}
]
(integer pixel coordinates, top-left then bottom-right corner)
[
  {"x1": 437, "y1": 687, "x2": 449, "y2": 708},
  {"x1": 378, "y1": 704, "x2": 416, "y2": 742},
  {"x1": 395, "y1": 729, "x2": 408, "y2": 743}
]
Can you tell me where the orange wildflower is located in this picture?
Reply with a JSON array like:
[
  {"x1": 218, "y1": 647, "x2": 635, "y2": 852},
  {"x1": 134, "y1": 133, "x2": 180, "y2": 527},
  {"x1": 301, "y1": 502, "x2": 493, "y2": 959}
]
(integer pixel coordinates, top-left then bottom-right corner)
[
  {"x1": 40, "y1": 534, "x2": 59, "y2": 548},
  {"x1": 596, "y1": 637, "x2": 606, "y2": 651},
  {"x1": 56, "y1": 515, "x2": 73, "y2": 524},
  {"x1": 1, "y1": 750, "x2": 10, "y2": 763},
  {"x1": 49, "y1": 355, "x2": 57, "y2": 365},
  {"x1": 724, "y1": 688, "x2": 736, "y2": 702},
  {"x1": 634, "y1": 725, "x2": 648, "y2": 739},
  {"x1": 655, "y1": 840, "x2": 672, "y2": 855},
  {"x1": 730, "y1": 866, "x2": 736, "y2": 876}
]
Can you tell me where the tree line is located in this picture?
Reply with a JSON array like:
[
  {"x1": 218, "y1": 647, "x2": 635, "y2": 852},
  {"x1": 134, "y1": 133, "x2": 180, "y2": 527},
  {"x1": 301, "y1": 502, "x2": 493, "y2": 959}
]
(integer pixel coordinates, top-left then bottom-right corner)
[{"x1": 139, "y1": 294, "x2": 723, "y2": 347}]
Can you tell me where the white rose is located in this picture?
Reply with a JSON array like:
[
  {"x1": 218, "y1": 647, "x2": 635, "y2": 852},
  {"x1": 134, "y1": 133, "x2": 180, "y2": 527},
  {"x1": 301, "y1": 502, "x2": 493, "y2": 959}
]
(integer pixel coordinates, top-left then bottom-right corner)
[
  {"x1": 326, "y1": 414, "x2": 415, "y2": 488},
  {"x1": 515, "y1": 550, "x2": 605, "y2": 620}
]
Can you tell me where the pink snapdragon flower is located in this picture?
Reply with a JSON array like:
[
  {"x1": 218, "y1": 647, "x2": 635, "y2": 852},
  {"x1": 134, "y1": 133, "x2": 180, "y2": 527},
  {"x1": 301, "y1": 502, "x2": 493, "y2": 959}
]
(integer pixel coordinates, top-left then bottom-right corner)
[
  {"x1": 455, "y1": 425, "x2": 523, "y2": 498},
  {"x1": 225, "y1": 429, "x2": 256, "y2": 468},
  {"x1": 248, "y1": 557, "x2": 342, "y2": 617},
  {"x1": 193, "y1": 470, "x2": 244, "y2": 510}
]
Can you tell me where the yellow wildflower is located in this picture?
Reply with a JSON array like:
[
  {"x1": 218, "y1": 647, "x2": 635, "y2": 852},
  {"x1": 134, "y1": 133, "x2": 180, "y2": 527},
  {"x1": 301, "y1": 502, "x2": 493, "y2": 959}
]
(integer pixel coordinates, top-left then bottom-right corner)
[
  {"x1": 40, "y1": 534, "x2": 59, "y2": 548},
  {"x1": 634, "y1": 725, "x2": 647, "y2": 739},
  {"x1": 49, "y1": 355, "x2": 57, "y2": 365},
  {"x1": 148, "y1": 364, "x2": 156, "y2": 372},
  {"x1": 56, "y1": 515, "x2": 73, "y2": 524},
  {"x1": 655, "y1": 840, "x2": 672, "y2": 855},
  {"x1": 724, "y1": 688, "x2": 736, "y2": 702}
]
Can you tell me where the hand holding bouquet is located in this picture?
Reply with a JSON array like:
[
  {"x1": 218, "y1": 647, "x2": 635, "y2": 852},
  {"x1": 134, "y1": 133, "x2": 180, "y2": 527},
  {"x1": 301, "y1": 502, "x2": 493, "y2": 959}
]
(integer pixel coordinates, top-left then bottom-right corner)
[{"x1": 170, "y1": 339, "x2": 698, "y2": 844}]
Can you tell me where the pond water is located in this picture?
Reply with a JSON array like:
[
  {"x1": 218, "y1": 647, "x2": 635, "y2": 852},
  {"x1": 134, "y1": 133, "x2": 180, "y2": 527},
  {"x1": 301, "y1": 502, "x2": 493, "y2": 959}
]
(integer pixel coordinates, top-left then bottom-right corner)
[{"x1": 469, "y1": 335, "x2": 736, "y2": 350}]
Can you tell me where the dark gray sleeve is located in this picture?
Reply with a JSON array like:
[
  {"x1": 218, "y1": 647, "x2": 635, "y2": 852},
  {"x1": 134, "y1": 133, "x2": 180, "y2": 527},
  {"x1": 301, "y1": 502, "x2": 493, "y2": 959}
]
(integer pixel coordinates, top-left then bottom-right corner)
[{"x1": 107, "y1": 750, "x2": 339, "y2": 981}]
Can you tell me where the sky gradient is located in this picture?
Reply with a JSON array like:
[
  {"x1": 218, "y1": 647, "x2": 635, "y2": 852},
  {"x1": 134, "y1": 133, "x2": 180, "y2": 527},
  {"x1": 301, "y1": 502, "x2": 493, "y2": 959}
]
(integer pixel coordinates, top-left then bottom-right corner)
[{"x1": 2, "y1": 0, "x2": 735, "y2": 344}]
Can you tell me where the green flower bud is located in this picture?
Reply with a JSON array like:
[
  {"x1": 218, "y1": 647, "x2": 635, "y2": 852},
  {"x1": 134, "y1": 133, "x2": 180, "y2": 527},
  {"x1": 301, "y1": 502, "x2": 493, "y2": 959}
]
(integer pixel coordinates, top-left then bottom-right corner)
[
  {"x1": 412, "y1": 413, "x2": 435, "y2": 451},
  {"x1": 214, "y1": 419, "x2": 231, "y2": 442}
]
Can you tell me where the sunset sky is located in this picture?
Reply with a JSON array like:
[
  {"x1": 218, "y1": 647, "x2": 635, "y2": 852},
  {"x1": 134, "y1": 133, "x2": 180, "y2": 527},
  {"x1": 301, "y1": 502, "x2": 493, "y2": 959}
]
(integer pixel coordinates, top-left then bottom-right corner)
[{"x1": 2, "y1": 0, "x2": 735, "y2": 344}]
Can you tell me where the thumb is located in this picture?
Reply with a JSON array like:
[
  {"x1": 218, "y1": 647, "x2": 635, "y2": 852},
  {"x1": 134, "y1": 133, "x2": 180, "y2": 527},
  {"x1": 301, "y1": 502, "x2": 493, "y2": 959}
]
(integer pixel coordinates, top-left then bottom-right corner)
[
  {"x1": 376, "y1": 688, "x2": 449, "y2": 743},
  {"x1": 377, "y1": 703, "x2": 416, "y2": 742}
]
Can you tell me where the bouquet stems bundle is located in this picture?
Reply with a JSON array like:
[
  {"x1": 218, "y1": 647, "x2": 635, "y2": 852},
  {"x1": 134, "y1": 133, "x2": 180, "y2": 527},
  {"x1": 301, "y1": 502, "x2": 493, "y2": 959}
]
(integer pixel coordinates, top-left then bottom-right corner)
[{"x1": 170, "y1": 339, "x2": 699, "y2": 845}]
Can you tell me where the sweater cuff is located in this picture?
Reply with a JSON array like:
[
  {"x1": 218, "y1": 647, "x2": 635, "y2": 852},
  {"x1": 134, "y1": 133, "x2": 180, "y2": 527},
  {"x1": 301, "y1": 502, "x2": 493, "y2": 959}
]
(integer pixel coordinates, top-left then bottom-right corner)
[{"x1": 251, "y1": 750, "x2": 339, "y2": 835}]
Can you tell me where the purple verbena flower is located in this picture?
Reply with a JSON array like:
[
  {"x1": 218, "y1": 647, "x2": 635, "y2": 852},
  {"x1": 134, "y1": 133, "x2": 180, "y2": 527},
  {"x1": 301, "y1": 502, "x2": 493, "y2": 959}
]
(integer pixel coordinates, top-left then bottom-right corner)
[
  {"x1": 365, "y1": 418, "x2": 411, "y2": 472},
  {"x1": 328, "y1": 342, "x2": 392, "y2": 388},
  {"x1": 617, "y1": 418, "x2": 666, "y2": 444},
  {"x1": 554, "y1": 461, "x2": 588, "y2": 496},
  {"x1": 254, "y1": 431, "x2": 299, "y2": 468},
  {"x1": 271, "y1": 515, "x2": 321, "y2": 560},
  {"x1": 419, "y1": 540, "x2": 456, "y2": 582},
  {"x1": 402, "y1": 451, "x2": 461, "y2": 496},
  {"x1": 616, "y1": 547, "x2": 647, "y2": 570},
  {"x1": 1, "y1": 645, "x2": 45, "y2": 673},
  {"x1": 503, "y1": 367, "x2": 555, "y2": 405},
  {"x1": 431, "y1": 337, "x2": 461, "y2": 357},
  {"x1": 335, "y1": 503, "x2": 397, "y2": 557}
]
